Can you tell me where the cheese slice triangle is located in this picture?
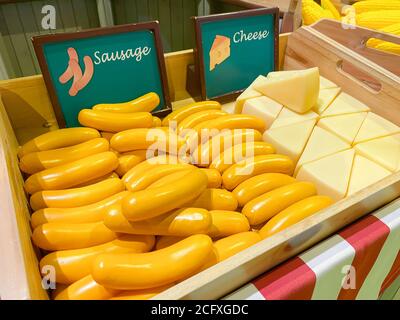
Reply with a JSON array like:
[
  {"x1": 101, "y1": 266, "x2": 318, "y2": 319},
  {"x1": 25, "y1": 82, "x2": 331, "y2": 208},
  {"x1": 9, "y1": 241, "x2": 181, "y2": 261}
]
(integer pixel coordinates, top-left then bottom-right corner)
[
  {"x1": 354, "y1": 134, "x2": 400, "y2": 172},
  {"x1": 235, "y1": 75, "x2": 266, "y2": 113},
  {"x1": 270, "y1": 107, "x2": 318, "y2": 129},
  {"x1": 296, "y1": 149, "x2": 355, "y2": 201},
  {"x1": 320, "y1": 76, "x2": 339, "y2": 89},
  {"x1": 254, "y1": 67, "x2": 320, "y2": 114},
  {"x1": 263, "y1": 119, "x2": 316, "y2": 162},
  {"x1": 296, "y1": 126, "x2": 351, "y2": 174},
  {"x1": 353, "y1": 112, "x2": 400, "y2": 145},
  {"x1": 242, "y1": 96, "x2": 283, "y2": 129},
  {"x1": 347, "y1": 155, "x2": 391, "y2": 196},
  {"x1": 318, "y1": 112, "x2": 368, "y2": 145},
  {"x1": 321, "y1": 92, "x2": 370, "y2": 117},
  {"x1": 314, "y1": 87, "x2": 341, "y2": 114}
]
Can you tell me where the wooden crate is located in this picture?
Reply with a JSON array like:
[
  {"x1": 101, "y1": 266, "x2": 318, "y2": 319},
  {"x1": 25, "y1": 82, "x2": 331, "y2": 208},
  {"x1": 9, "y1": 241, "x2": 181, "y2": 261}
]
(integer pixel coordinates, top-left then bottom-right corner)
[{"x1": 0, "y1": 20, "x2": 399, "y2": 300}]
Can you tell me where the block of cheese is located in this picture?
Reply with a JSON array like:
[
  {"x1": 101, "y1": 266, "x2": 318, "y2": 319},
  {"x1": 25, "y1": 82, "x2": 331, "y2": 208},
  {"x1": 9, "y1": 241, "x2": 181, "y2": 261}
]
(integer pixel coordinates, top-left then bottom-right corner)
[
  {"x1": 263, "y1": 119, "x2": 316, "y2": 162},
  {"x1": 313, "y1": 87, "x2": 341, "y2": 114},
  {"x1": 347, "y1": 155, "x2": 391, "y2": 196},
  {"x1": 353, "y1": 112, "x2": 400, "y2": 145},
  {"x1": 318, "y1": 112, "x2": 368, "y2": 145},
  {"x1": 296, "y1": 126, "x2": 350, "y2": 174},
  {"x1": 242, "y1": 96, "x2": 283, "y2": 128},
  {"x1": 235, "y1": 75, "x2": 266, "y2": 113},
  {"x1": 354, "y1": 134, "x2": 400, "y2": 172},
  {"x1": 296, "y1": 149, "x2": 355, "y2": 201},
  {"x1": 209, "y1": 35, "x2": 230, "y2": 71},
  {"x1": 254, "y1": 67, "x2": 320, "y2": 114},
  {"x1": 270, "y1": 107, "x2": 318, "y2": 129},
  {"x1": 266, "y1": 70, "x2": 299, "y2": 79},
  {"x1": 320, "y1": 76, "x2": 339, "y2": 89},
  {"x1": 321, "y1": 92, "x2": 370, "y2": 117}
]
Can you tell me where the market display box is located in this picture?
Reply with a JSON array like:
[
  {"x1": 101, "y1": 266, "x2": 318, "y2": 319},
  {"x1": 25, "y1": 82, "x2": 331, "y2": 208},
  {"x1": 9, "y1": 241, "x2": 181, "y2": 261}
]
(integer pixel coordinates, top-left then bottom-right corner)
[{"x1": 0, "y1": 19, "x2": 399, "y2": 300}]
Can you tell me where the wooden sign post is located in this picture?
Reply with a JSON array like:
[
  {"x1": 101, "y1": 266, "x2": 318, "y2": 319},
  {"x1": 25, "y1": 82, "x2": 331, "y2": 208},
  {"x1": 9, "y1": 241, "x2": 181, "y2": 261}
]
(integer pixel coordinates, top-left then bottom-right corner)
[
  {"x1": 193, "y1": 8, "x2": 279, "y2": 100},
  {"x1": 32, "y1": 22, "x2": 170, "y2": 128}
]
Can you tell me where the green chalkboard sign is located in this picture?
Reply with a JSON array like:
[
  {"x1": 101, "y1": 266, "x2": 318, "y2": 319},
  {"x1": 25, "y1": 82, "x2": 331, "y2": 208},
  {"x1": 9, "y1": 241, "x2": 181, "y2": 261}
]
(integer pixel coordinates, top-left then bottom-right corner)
[
  {"x1": 32, "y1": 22, "x2": 170, "y2": 128},
  {"x1": 194, "y1": 8, "x2": 279, "y2": 100}
]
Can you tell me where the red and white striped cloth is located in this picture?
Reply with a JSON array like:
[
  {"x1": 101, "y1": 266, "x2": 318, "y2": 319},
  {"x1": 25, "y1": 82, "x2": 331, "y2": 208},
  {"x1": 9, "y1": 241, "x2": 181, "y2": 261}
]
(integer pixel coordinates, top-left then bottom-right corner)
[{"x1": 225, "y1": 199, "x2": 400, "y2": 300}]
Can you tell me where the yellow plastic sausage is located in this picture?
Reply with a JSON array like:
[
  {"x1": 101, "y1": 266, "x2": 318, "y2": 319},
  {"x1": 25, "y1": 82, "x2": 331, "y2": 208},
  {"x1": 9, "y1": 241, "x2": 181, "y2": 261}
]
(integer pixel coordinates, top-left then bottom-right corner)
[
  {"x1": 242, "y1": 182, "x2": 317, "y2": 225},
  {"x1": 92, "y1": 234, "x2": 213, "y2": 290},
  {"x1": 54, "y1": 275, "x2": 119, "y2": 300},
  {"x1": 110, "y1": 127, "x2": 181, "y2": 153},
  {"x1": 109, "y1": 284, "x2": 172, "y2": 300},
  {"x1": 92, "y1": 92, "x2": 160, "y2": 113},
  {"x1": 19, "y1": 138, "x2": 110, "y2": 175},
  {"x1": 122, "y1": 169, "x2": 208, "y2": 221},
  {"x1": 222, "y1": 154, "x2": 294, "y2": 190},
  {"x1": 162, "y1": 101, "x2": 221, "y2": 126},
  {"x1": 208, "y1": 210, "x2": 250, "y2": 238},
  {"x1": 18, "y1": 127, "x2": 100, "y2": 158},
  {"x1": 209, "y1": 142, "x2": 276, "y2": 173},
  {"x1": 190, "y1": 129, "x2": 263, "y2": 167},
  {"x1": 152, "y1": 116, "x2": 162, "y2": 127},
  {"x1": 32, "y1": 221, "x2": 117, "y2": 251},
  {"x1": 121, "y1": 149, "x2": 151, "y2": 158},
  {"x1": 146, "y1": 169, "x2": 193, "y2": 189},
  {"x1": 78, "y1": 109, "x2": 153, "y2": 132},
  {"x1": 193, "y1": 114, "x2": 266, "y2": 134},
  {"x1": 125, "y1": 163, "x2": 194, "y2": 192},
  {"x1": 24, "y1": 152, "x2": 119, "y2": 194},
  {"x1": 200, "y1": 168, "x2": 222, "y2": 188},
  {"x1": 104, "y1": 207, "x2": 211, "y2": 236},
  {"x1": 155, "y1": 236, "x2": 185, "y2": 250},
  {"x1": 74, "y1": 172, "x2": 119, "y2": 188},
  {"x1": 177, "y1": 109, "x2": 227, "y2": 133},
  {"x1": 30, "y1": 177, "x2": 125, "y2": 211},
  {"x1": 259, "y1": 196, "x2": 333, "y2": 238},
  {"x1": 40, "y1": 235, "x2": 155, "y2": 284},
  {"x1": 190, "y1": 188, "x2": 238, "y2": 211},
  {"x1": 232, "y1": 173, "x2": 296, "y2": 207},
  {"x1": 30, "y1": 191, "x2": 129, "y2": 228},
  {"x1": 115, "y1": 154, "x2": 145, "y2": 177},
  {"x1": 204, "y1": 232, "x2": 261, "y2": 269}
]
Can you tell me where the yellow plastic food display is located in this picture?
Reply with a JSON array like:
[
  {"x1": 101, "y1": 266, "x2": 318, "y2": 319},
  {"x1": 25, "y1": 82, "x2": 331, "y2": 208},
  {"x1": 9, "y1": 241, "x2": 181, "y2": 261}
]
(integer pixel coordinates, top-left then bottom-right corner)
[
  {"x1": 208, "y1": 210, "x2": 250, "y2": 238},
  {"x1": 92, "y1": 92, "x2": 160, "y2": 113}
]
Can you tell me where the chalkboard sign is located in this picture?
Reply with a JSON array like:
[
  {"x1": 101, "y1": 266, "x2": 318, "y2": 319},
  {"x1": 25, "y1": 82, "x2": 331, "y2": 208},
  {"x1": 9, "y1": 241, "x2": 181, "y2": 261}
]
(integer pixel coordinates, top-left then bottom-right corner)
[
  {"x1": 32, "y1": 22, "x2": 171, "y2": 128},
  {"x1": 194, "y1": 8, "x2": 279, "y2": 100}
]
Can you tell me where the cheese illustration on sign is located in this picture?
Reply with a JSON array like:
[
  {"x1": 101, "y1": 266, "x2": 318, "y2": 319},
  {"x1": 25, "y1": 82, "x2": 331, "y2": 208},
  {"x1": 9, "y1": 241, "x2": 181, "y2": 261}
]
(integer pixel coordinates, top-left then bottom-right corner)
[{"x1": 209, "y1": 35, "x2": 231, "y2": 71}]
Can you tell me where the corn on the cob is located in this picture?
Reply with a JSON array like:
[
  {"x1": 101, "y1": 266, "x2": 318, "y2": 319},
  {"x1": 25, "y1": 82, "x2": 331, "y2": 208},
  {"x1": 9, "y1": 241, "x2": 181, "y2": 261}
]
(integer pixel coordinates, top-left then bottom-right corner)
[
  {"x1": 366, "y1": 23, "x2": 400, "y2": 47},
  {"x1": 302, "y1": 1, "x2": 335, "y2": 25},
  {"x1": 353, "y1": 0, "x2": 400, "y2": 14},
  {"x1": 356, "y1": 10, "x2": 400, "y2": 30},
  {"x1": 321, "y1": 0, "x2": 342, "y2": 20}
]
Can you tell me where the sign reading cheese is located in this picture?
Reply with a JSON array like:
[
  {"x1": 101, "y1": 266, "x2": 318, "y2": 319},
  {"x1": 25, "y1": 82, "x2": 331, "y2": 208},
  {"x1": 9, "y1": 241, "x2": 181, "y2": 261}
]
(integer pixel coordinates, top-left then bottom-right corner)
[{"x1": 194, "y1": 8, "x2": 279, "y2": 100}]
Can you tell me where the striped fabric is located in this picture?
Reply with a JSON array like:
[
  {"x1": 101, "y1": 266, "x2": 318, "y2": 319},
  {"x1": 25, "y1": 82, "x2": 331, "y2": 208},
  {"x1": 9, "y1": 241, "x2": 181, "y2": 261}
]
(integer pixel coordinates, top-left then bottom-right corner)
[{"x1": 225, "y1": 199, "x2": 400, "y2": 300}]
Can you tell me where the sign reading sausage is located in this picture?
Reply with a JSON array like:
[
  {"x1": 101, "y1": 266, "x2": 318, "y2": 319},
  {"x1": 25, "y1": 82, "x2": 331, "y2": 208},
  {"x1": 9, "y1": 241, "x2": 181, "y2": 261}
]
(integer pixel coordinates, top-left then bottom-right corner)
[
  {"x1": 33, "y1": 22, "x2": 170, "y2": 128},
  {"x1": 193, "y1": 8, "x2": 279, "y2": 100}
]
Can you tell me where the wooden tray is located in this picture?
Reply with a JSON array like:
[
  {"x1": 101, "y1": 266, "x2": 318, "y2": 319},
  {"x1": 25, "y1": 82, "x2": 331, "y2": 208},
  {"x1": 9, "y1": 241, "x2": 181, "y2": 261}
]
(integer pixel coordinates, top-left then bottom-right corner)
[{"x1": 0, "y1": 21, "x2": 399, "y2": 300}]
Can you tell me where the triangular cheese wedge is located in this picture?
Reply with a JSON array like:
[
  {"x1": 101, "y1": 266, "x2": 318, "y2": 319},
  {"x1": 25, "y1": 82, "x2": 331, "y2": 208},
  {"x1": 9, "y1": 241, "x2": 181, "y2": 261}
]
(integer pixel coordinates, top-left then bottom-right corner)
[
  {"x1": 353, "y1": 112, "x2": 400, "y2": 145},
  {"x1": 254, "y1": 67, "x2": 320, "y2": 114},
  {"x1": 242, "y1": 96, "x2": 283, "y2": 129},
  {"x1": 321, "y1": 92, "x2": 370, "y2": 117},
  {"x1": 270, "y1": 107, "x2": 318, "y2": 129},
  {"x1": 296, "y1": 149, "x2": 355, "y2": 201},
  {"x1": 320, "y1": 76, "x2": 338, "y2": 89},
  {"x1": 354, "y1": 134, "x2": 400, "y2": 172},
  {"x1": 263, "y1": 119, "x2": 316, "y2": 162},
  {"x1": 347, "y1": 155, "x2": 391, "y2": 196},
  {"x1": 234, "y1": 75, "x2": 266, "y2": 113},
  {"x1": 266, "y1": 70, "x2": 299, "y2": 79},
  {"x1": 314, "y1": 87, "x2": 341, "y2": 114},
  {"x1": 296, "y1": 126, "x2": 351, "y2": 174},
  {"x1": 318, "y1": 112, "x2": 368, "y2": 145}
]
